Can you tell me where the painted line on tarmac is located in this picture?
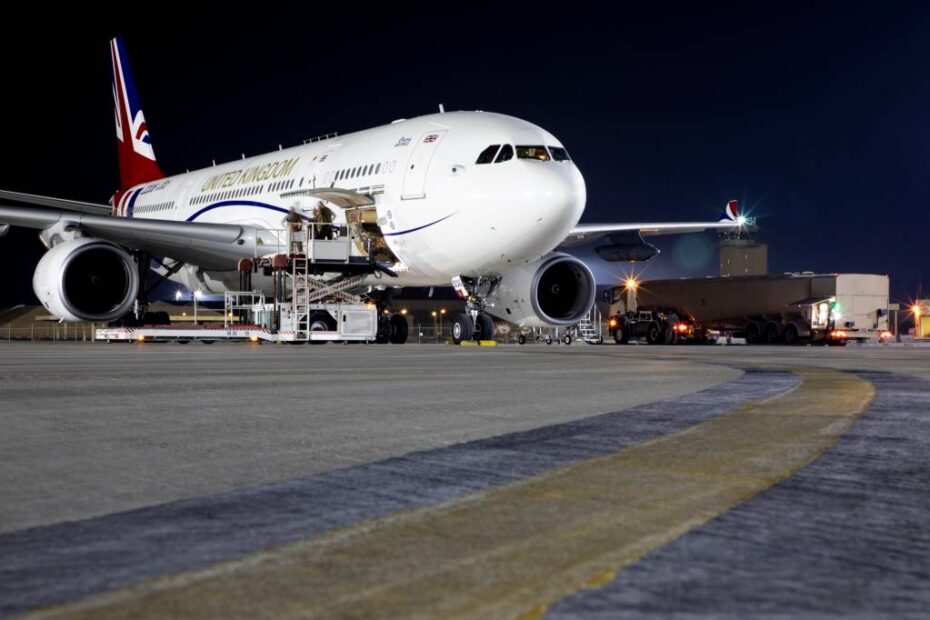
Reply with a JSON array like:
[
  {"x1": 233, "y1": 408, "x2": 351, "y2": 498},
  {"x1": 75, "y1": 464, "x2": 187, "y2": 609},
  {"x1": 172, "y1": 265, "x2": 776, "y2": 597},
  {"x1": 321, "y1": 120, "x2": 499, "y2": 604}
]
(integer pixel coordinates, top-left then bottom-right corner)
[
  {"x1": 0, "y1": 368, "x2": 795, "y2": 617},
  {"x1": 26, "y1": 369, "x2": 871, "y2": 619},
  {"x1": 546, "y1": 370, "x2": 930, "y2": 618}
]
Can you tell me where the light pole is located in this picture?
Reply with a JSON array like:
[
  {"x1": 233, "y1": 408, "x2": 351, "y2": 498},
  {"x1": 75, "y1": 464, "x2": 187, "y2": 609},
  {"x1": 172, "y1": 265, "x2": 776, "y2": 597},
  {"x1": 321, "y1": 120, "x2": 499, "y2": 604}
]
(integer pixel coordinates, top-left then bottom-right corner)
[
  {"x1": 194, "y1": 290, "x2": 202, "y2": 324},
  {"x1": 440, "y1": 308, "x2": 446, "y2": 339},
  {"x1": 431, "y1": 311, "x2": 438, "y2": 342}
]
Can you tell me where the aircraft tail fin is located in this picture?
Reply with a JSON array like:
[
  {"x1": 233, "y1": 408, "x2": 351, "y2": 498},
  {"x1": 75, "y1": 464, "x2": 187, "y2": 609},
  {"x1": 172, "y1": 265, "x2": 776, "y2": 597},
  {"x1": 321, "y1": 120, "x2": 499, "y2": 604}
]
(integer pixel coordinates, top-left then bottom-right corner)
[
  {"x1": 719, "y1": 199, "x2": 740, "y2": 223},
  {"x1": 110, "y1": 36, "x2": 164, "y2": 193}
]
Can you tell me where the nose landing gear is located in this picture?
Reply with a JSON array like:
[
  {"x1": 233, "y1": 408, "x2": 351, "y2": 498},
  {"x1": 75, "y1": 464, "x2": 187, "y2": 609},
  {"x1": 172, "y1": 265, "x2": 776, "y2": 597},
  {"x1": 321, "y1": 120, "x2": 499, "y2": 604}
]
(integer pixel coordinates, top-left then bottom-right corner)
[{"x1": 450, "y1": 275, "x2": 500, "y2": 344}]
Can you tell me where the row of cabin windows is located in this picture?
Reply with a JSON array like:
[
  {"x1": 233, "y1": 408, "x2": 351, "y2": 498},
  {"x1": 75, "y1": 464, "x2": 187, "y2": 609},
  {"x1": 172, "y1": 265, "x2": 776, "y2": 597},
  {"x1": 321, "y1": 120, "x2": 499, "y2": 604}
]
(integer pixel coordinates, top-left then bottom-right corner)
[
  {"x1": 191, "y1": 184, "x2": 264, "y2": 205},
  {"x1": 270, "y1": 179, "x2": 295, "y2": 192},
  {"x1": 474, "y1": 144, "x2": 571, "y2": 165},
  {"x1": 335, "y1": 162, "x2": 382, "y2": 183},
  {"x1": 135, "y1": 201, "x2": 175, "y2": 213}
]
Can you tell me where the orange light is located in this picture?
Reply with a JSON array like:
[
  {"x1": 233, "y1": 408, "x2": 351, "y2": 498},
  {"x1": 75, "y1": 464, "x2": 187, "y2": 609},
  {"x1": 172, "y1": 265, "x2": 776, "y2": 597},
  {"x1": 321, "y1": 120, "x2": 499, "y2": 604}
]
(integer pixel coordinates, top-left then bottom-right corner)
[
  {"x1": 608, "y1": 318, "x2": 618, "y2": 328},
  {"x1": 249, "y1": 335, "x2": 259, "y2": 343},
  {"x1": 624, "y1": 277, "x2": 638, "y2": 290},
  {"x1": 400, "y1": 309, "x2": 408, "y2": 315},
  {"x1": 136, "y1": 334, "x2": 145, "y2": 342},
  {"x1": 913, "y1": 304, "x2": 922, "y2": 317},
  {"x1": 440, "y1": 308, "x2": 447, "y2": 315},
  {"x1": 879, "y1": 330, "x2": 893, "y2": 340},
  {"x1": 431, "y1": 311, "x2": 437, "y2": 317},
  {"x1": 832, "y1": 330, "x2": 847, "y2": 339}
]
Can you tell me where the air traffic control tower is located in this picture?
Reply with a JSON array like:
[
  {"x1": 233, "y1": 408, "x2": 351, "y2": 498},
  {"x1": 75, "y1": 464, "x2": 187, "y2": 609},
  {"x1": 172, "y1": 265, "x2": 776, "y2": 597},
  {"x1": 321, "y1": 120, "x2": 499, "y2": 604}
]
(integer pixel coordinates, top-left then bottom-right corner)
[{"x1": 719, "y1": 217, "x2": 766, "y2": 276}]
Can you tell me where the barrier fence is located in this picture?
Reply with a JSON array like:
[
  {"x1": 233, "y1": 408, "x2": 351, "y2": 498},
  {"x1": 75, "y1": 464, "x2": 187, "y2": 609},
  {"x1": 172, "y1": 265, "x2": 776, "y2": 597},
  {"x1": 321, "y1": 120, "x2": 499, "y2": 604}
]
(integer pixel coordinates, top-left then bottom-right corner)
[{"x1": 0, "y1": 323, "x2": 581, "y2": 344}]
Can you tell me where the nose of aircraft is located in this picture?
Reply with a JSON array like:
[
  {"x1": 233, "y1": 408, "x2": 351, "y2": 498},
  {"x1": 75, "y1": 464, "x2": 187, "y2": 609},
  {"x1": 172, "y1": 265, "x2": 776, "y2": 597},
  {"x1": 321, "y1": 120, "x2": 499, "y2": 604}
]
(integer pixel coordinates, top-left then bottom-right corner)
[{"x1": 496, "y1": 161, "x2": 586, "y2": 261}]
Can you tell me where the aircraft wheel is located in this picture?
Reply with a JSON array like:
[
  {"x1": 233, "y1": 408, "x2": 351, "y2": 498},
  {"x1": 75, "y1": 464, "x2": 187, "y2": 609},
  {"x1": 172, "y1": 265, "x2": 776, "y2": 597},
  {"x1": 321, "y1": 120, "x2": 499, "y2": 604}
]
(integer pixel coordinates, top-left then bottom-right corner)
[
  {"x1": 389, "y1": 313, "x2": 409, "y2": 344},
  {"x1": 517, "y1": 333, "x2": 527, "y2": 345},
  {"x1": 451, "y1": 313, "x2": 473, "y2": 344},
  {"x1": 562, "y1": 334, "x2": 573, "y2": 345},
  {"x1": 474, "y1": 313, "x2": 495, "y2": 341},
  {"x1": 545, "y1": 336, "x2": 553, "y2": 345},
  {"x1": 375, "y1": 315, "x2": 391, "y2": 344}
]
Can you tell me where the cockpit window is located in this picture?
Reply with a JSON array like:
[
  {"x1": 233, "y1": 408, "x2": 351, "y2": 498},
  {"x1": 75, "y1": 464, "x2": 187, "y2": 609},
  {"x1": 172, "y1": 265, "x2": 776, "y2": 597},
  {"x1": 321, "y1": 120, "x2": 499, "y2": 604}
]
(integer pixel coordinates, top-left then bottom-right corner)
[
  {"x1": 516, "y1": 145, "x2": 550, "y2": 161},
  {"x1": 475, "y1": 145, "x2": 500, "y2": 164},
  {"x1": 495, "y1": 144, "x2": 514, "y2": 163},
  {"x1": 549, "y1": 146, "x2": 571, "y2": 162}
]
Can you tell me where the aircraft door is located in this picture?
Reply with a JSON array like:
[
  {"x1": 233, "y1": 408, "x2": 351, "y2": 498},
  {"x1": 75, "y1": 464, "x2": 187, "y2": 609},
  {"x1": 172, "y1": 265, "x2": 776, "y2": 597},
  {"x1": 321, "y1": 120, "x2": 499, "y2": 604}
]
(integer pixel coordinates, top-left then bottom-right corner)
[
  {"x1": 401, "y1": 131, "x2": 447, "y2": 200},
  {"x1": 306, "y1": 149, "x2": 336, "y2": 189}
]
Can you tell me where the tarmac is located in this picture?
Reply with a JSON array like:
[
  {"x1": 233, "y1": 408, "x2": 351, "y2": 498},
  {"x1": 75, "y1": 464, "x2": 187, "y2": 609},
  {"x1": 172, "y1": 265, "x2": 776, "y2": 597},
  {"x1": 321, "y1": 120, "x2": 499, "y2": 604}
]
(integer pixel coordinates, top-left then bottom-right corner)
[{"x1": 0, "y1": 341, "x2": 928, "y2": 618}]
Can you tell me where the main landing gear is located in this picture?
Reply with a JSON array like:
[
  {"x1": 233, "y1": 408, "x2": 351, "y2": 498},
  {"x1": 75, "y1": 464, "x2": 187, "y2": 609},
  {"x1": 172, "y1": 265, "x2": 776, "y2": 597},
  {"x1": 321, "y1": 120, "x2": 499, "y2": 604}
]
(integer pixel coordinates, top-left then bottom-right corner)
[
  {"x1": 369, "y1": 289, "x2": 409, "y2": 344},
  {"x1": 375, "y1": 312, "x2": 409, "y2": 344},
  {"x1": 451, "y1": 311, "x2": 495, "y2": 343},
  {"x1": 450, "y1": 275, "x2": 499, "y2": 344}
]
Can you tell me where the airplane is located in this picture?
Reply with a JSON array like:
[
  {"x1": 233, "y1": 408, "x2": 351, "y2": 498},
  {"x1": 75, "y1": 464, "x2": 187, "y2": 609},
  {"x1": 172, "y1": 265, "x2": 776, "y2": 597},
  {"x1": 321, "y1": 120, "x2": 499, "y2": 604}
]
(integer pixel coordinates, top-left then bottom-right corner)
[{"x1": 0, "y1": 37, "x2": 744, "y2": 344}]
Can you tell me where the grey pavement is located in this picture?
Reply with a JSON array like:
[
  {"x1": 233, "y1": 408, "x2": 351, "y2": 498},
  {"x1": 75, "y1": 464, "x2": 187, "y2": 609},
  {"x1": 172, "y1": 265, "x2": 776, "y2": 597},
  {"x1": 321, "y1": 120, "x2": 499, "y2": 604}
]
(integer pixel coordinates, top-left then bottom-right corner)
[
  {"x1": 0, "y1": 342, "x2": 739, "y2": 532},
  {"x1": 1, "y1": 341, "x2": 929, "y2": 618},
  {"x1": 0, "y1": 368, "x2": 795, "y2": 616}
]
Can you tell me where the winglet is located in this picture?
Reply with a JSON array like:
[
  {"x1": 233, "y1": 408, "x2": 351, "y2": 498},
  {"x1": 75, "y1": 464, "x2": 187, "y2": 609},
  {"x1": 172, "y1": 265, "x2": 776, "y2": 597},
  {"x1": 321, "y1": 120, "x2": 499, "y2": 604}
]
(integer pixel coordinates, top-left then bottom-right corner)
[
  {"x1": 110, "y1": 36, "x2": 164, "y2": 193},
  {"x1": 719, "y1": 199, "x2": 740, "y2": 223}
]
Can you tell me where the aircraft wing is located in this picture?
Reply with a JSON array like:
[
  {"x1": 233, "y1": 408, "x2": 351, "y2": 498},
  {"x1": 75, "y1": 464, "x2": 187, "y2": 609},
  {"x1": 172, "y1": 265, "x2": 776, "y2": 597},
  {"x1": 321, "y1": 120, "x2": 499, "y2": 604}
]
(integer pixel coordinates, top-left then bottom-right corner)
[
  {"x1": 560, "y1": 200, "x2": 745, "y2": 247},
  {"x1": 0, "y1": 189, "x2": 114, "y2": 216},
  {"x1": 0, "y1": 205, "x2": 264, "y2": 270}
]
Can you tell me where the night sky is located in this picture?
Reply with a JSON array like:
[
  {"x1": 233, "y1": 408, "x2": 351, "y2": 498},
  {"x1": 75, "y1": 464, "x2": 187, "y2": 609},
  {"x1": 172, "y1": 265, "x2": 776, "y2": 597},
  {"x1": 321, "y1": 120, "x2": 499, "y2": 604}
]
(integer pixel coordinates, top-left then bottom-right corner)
[{"x1": 2, "y1": 4, "x2": 928, "y2": 307}]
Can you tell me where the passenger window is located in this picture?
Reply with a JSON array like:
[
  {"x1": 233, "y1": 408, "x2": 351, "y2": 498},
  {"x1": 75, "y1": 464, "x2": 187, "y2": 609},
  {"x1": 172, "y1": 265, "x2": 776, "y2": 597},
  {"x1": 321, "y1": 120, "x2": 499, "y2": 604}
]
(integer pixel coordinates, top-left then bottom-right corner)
[
  {"x1": 475, "y1": 145, "x2": 500, "y2": 164},
  {"x1": 495, "y1": 144, "x2": 514, "y2": 163},
  {"x1": 549, "y1": 146, "x2": 571, "y2": 161},
  {"x1": 516, "y1": 145, "x2": 550, "y2": 161}
]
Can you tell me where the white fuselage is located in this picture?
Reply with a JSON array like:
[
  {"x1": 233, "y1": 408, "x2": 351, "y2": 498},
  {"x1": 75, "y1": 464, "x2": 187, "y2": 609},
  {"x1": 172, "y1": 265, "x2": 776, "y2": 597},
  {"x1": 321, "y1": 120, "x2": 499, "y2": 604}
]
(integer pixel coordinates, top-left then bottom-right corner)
[{"x1": 116, "y1": 111, "x2": 586, "y2": 294}]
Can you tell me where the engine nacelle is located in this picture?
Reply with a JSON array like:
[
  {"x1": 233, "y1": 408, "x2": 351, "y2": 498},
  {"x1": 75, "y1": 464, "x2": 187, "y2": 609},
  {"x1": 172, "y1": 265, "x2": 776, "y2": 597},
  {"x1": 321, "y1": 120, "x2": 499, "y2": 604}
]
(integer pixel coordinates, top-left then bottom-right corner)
[
  {"x1": 485, "y1": 253, "x2": 595, "y2": 327},
  {"x1": 33, "y1": 238, "x2": 139, "y2": 322},
  {"x1": 594, "y1": 231, "x2": 659, "y2": 262}
]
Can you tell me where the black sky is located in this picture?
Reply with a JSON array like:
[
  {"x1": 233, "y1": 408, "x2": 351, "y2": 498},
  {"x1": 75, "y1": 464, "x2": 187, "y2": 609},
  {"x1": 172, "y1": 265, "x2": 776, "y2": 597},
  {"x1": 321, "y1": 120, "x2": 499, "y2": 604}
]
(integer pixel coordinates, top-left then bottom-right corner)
[{"x1": 2, "y1": 4, "x2": 928, "y2": 307}]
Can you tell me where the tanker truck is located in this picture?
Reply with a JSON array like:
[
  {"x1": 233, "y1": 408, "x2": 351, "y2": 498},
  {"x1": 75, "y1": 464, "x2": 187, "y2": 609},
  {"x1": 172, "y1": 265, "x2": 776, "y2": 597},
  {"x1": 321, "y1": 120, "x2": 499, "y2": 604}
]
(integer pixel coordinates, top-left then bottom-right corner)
[{"x1": 603, "y1": 273, "x2": 889, "y2": 345}]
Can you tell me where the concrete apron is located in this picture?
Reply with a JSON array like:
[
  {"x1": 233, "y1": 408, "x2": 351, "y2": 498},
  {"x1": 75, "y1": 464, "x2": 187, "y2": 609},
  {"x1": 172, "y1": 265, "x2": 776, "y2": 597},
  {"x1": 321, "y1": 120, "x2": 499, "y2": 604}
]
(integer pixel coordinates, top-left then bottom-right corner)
[{"x1": 28, "y1": 368, "x2": 873, "y2": 620}]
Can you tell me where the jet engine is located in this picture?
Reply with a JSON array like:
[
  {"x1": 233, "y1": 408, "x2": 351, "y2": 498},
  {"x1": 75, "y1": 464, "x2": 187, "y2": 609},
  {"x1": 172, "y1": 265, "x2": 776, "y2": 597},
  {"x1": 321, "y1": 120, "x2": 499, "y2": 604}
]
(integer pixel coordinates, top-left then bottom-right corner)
[
  {"x1": 485, "y1": 253, "x2": 595, "y2": 327},
  {"x1": 32, "y1": 238, "x2": 139, "y2": 322}
]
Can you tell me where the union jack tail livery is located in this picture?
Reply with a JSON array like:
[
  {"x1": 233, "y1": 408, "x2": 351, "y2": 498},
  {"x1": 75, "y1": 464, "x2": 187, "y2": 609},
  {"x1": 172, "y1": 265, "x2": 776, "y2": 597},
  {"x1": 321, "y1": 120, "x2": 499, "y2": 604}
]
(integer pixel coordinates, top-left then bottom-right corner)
[
  {"x1": 111, "y1": 36, "x2": 164, "y2": 194},
  {"x1": 719, "y1": 199, "x2": 740, "y2": 223}
]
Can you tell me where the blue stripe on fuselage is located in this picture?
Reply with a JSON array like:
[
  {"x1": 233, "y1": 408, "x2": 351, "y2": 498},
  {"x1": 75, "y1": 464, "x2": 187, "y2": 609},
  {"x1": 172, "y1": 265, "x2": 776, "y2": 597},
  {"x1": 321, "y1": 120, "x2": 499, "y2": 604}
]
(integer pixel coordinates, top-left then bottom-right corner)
[
  {"x1": 383, "y1": 213, "x2": 456, "y2": 237},
  {"x1": 185, "y1": 201, "x2": 309, "y2": 222},
  {"x1": 126, "y1": 188, "x2": 141, "y2": 218},
  {"x1": 186, "y1": 201, "x2": 454, "y2": 237}
]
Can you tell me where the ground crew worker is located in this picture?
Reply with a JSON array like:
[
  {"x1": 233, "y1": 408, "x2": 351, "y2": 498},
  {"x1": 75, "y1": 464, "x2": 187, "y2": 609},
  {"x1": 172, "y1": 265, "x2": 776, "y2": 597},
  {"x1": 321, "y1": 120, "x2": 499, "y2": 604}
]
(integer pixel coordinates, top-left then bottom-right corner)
[
  {"x1": 286, "y1": 206, "x2": 304, "y2": 254},
  {"x1": 311, "y1": 201, "x2": 335, "y2": 240}
]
